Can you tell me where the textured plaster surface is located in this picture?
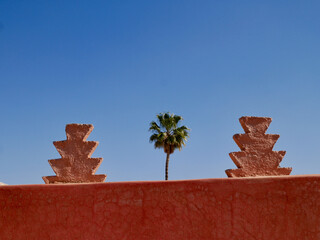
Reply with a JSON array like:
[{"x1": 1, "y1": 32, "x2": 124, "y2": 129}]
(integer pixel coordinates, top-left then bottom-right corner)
[
  {"x1": 1, "y1": 175, "x2": 320, "y2": 239},
  {"x1": 43, "y1": 124, "x2": 106, "y2": 184},
  {"x1": 226, "y1": 116, "x2": 292, "y2": 177}
]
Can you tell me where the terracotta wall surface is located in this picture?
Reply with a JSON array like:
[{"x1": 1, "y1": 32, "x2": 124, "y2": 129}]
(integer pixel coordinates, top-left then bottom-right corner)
[{"x1": 1, "y1": 175, "x2": 320, "y2": 240}]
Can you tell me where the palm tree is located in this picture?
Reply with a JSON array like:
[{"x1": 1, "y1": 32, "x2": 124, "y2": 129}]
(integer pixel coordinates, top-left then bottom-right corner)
[{"x1": 149, "y1": 112, "x2": 190, "y2": 180}]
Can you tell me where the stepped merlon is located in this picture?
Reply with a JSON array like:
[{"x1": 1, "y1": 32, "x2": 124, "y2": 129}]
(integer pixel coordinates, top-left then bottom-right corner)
[
  {"x1": 226, "y1": 116, "x2": 292, "y2": 177},
  {"x1": 42, "y1": 123, "x2": 107, "y2": 184}
]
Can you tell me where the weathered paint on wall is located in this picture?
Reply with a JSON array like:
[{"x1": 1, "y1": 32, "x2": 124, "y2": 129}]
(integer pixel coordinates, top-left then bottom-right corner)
[{"x1": 1, "y1": 175, "x2": 320, "y2": 239}]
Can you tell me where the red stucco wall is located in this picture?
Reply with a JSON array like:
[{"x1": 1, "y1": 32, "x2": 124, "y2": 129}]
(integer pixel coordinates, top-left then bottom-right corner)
[{"x1": 1, "y1": 175, "x2": 320, "y2": 239}]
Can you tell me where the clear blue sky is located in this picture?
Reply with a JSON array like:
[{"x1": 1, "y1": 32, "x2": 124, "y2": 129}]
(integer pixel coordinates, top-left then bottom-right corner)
[{"x1": 1, "y1": 1, "x2": 320, "y2": 184}]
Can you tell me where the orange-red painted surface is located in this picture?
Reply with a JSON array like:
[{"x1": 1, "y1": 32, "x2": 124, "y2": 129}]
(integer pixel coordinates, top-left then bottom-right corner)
[{"x1": 1, "y1": 175, "x2": 320, "y2": 240}]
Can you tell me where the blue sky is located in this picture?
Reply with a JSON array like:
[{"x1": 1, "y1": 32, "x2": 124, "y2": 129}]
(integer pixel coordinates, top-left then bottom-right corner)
[{"x1": 0, "y1": 0, "x2": 320, "y2": 184}]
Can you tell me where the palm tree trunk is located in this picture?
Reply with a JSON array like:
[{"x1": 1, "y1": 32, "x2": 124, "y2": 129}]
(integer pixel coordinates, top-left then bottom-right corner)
[{"x1": 165, "y1": 153, "x2": 170, "y2": 180}]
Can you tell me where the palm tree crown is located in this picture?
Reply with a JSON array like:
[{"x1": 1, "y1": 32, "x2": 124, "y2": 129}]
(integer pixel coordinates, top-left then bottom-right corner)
[{"x1": 149, "y1": 112, "x2": 190, "y2": 180}]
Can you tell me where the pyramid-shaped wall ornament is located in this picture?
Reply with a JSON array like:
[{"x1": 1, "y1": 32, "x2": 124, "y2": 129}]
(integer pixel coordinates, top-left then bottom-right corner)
[
  {"x1": 43, "y1": 124, "x2": 107, "y2": 184},
  {"x1": 225, "y1": 116, "x2": 292, "y2": 177}
]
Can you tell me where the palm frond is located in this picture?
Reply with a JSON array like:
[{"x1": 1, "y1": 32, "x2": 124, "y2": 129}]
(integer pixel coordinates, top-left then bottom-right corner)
[
  {"x1": 173, "y1": 115, "x2": 182, "y2": 126},
  {"x1": 154, "y1": 140, "x2": 164, "y2": 149},
  {"x1": 149, "y1": 133, "x2": 159, "y2": 142},
  {"x1": 156, "y1": 113, "x2": 165, "y2": 128},
  {"x1": 149, "y1": 121, "x2": 161, "y2": 133}
]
